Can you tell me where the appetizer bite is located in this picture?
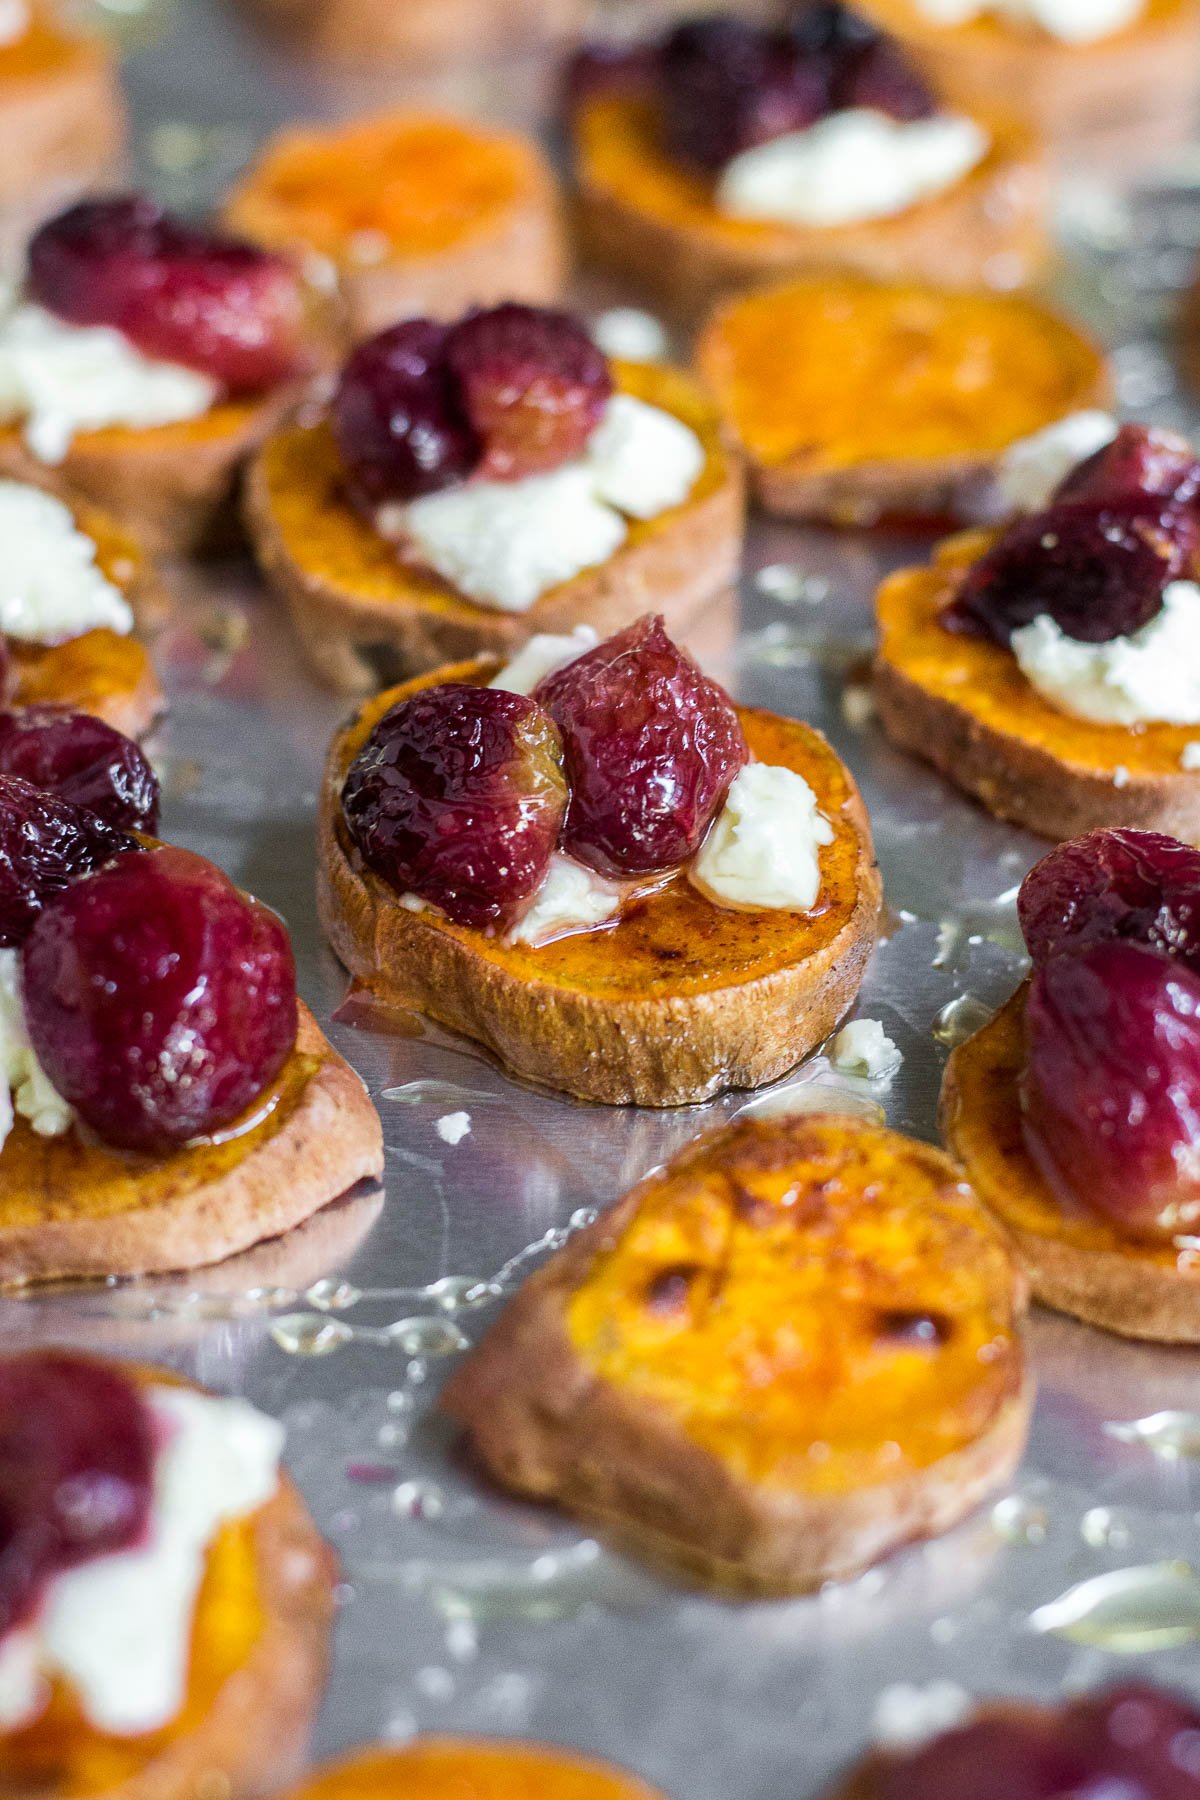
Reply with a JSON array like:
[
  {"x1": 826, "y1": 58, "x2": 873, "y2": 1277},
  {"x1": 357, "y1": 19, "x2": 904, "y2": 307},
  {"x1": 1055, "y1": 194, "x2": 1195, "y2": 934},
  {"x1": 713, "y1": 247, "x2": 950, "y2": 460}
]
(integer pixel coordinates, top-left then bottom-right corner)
[
  {"x1": 243, "y1": 0, "x2": 582, "y2": 67},
  {"x1": 224, "y1": 112, "x2": 567, "y2": 341},
  {"x1": 0, "y1": 2, "x2": 124, "y2": 232},
  {"x1": 278, "y1": 1741, "x2": 666, "y2": 1800},
  {"x1": 837, "y1": 1683, "x2": 1199, "y2": 1800},
  {"x1": 0, "y1": 785, "x2": 383, "y2": 1287},
  {"x1": 246, "y1": 304, "x2": 743, "y2": 693},
  {"x1": 696, "y1": 275, "x2": 1108, "y2": 525},
  {"x1": 859, "y1": 0, "x2": 1200, "y2": 163},
  {"x1": 0, "y1": 195, "x2": 324, "y2": 557},
  {"x1": 942, "y1": 827, "x2": 1200, "y2": 1341},
  {"x1": 0, "y1": 481, "x2": 161, "y2": 737},
  {"x1": 568, "y1": 4, "x2": 1050, "y2": 316},
  {"x1": 443, "y1": 1112, "x2": 1031, "y2": 1593},
  {"x1": 0, "y1": 1349, "x2": 334, "y2": 1796},
  {"x1": 318, "y1": 616, "x2": 880, "y2": 1106},
  {"x1": 874, "y1": 421, "x2": 1200, "y2": 841}
]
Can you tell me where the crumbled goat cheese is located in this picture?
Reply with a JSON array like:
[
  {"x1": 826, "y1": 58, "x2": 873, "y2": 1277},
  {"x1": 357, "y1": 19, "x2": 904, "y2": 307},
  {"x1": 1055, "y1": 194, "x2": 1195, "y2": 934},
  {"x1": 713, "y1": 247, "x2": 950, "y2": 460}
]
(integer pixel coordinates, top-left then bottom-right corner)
[
  {"x1": 717, "y1": 109, "x2": 988, "y2": 228},
  {"x1": 591, "y1": 308, "x2": 669, "y2": 363},
  {"x1": 1181, "y1": 742, "x2": 1200, "y2": 771},
  {"x1": 585, "y1": 393, "x2": 705, "y2": 520},
  {"x1": 914, "y1": 0, "x2": 1141, "y2": 41},
  {"x1": 507, "y1": 854, "x2": 625, "y2": 947},
  {"x1": 1011, "y1": 580, "x2": 1200, "y2": 726},
  {"x1": 0, "y1": 481, "x2": 133, "y2": 642},
  {"x1": 435, "y1": 1111, "x2": 472, "y2": 1146},
  {"x1": 872, "y1": 1680, "x2": 974, "y2": 1751},
  {"x1": 690, "y1": 764, "x2": 834, "y2": 911},
  {"x1": 994, "y1": 410, "x2": 1118, "y2": 514},
  {"x1": 489, "y1": 625, "x2": 598, "y2": 696},
  {"x1": 0, "y1": 947, "x2": 73, "y2": 1150},
  {"x1": 0, "y1": 301, "x2": 217, "y2": 465},
  {"x1": 829, "y1": 1018, "x2": 903, "y2": 1080}
]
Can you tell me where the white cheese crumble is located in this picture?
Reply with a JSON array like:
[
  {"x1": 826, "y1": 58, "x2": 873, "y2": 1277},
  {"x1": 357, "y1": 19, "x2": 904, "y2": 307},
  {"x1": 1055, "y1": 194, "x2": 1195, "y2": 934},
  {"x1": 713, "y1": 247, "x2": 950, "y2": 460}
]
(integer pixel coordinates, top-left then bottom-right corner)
[
  {"x1": 0, "y1": 481, "x2": 133, "y2": 642},
  {"x1": 591, "y1": 308, "x2": 669, "y2": 364},
  {"x1": 829, "y1": 1018, "x2": 903, "y2": 1080},
  {"x1": 0, "y1": 947, "x2": 73, "y2": 1149},
  {"x1": 1181, "y1": 742, "x2": 1200, "y2": 771},
  {"x1": 489, "y1": 625, "x2": 598, "y2": 696},
  {"x1": 435, "y1": 1110, "x2": 472, "y2": 1146},
  {"x1": 0, "y1": 301, "x2": 217, "y2": 465},
  {"x1": 393, "y1": 395, "x2": 704, "y2": 613},
  {"x1": 0, "y1": 0, "x2": 29, "y2": 45},
  {"x1": 994, "y1": 410, "x2": 1118, "y2": 515},
  {"x1": 872, "y1": 1680, "x2": 974, "y2": 1751},
  {"x1": 1011, "y1": 580, "x2": 1200, "y2": 726},
  {"x1": 914, "y1": 0, "x2": 1142, "y2": 41},
  {"x1": 507, "y1": 853, "x2": 625, "y2": 947},
  {"x1": 690, "y1": 763, "x2": 834, "y2": 911},
  {"x1": 0, "y1": 1386, "x2": 283, "y2": 1737},
  {"x1": 716, "y1": 109, "x2": 988, "y2": 229}
]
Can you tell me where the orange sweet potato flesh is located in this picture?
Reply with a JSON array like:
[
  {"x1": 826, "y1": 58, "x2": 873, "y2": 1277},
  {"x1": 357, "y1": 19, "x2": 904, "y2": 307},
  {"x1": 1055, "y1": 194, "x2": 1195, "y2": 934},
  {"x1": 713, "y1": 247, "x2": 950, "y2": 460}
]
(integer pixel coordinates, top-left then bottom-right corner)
[
  {"x1": 865, "y1": 0, "x2": 1185, "y2": 51},
  {"x1": 0, "y1": 6, "x2": 98, "y2": 80},
  {"x1": 875, "y1": 530, "x2": 1200, "y2": 779},
  {"x1": 282, "y1": 1741, "x2": 668, "y2": 1800},
  {"x1": 224, "y1": 113, "x2": 545, "y2": 262},
  {"x1": 696, "y1": 277, "x2": 1107, "y2": 474},
  {"x1": 566, "y1": 1114, "x2": 1025, "y2": 1495}
]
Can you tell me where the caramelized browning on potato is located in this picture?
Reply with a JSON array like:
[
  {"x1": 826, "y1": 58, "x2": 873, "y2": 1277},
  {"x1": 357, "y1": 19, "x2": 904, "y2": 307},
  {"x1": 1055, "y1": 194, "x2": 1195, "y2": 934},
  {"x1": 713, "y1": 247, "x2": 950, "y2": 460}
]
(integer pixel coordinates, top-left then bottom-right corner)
[{"x1": 279, "y1": 1740, "x2": 668, "y2": 1800}]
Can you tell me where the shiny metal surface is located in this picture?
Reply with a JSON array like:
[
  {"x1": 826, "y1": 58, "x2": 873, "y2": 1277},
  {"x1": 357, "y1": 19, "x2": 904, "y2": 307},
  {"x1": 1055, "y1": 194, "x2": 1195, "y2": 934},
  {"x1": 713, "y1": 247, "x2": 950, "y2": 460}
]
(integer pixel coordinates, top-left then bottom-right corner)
[{"x1": 9, "y1": 4, "x2": 1200, "y2": 1794}]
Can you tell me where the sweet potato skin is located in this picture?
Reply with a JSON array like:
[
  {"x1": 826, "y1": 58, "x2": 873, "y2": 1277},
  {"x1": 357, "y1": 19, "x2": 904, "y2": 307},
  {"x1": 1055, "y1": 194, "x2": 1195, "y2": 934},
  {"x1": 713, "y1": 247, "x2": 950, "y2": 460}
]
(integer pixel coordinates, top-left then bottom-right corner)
[
  {"x1": 443, "y1": 1113, "x2": 1031, "y2": 1593},
  {"x1": 941, "y1": 985, "x2": 1200, "y2": 1342},
  {"x1": 241, "y1": 0, "x2": 583, "y2": 66}
]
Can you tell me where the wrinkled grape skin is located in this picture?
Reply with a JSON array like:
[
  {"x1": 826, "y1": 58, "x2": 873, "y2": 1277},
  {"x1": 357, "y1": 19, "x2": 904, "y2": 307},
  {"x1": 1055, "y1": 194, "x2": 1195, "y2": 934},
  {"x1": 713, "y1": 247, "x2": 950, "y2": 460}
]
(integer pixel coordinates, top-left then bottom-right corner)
[
  {"x1": 1020, "y1": 829, "x2": 1200, "y2": 973},
  {"x1": 0, "y1": 773, "x2": 135, "y2": 947},
  {"x1": 444, "y1": 305, "x2": 613, "y2": 481},
  {"x1": 660, "y1": 17, "x2": 828, "y2": 172},
  {"x1": 562, "y1": 39, "x2": 662, "y2": 114},
  {"x1": 28, "y1": 195, "x2": 310, "y2": 393},
  {"x1": 0, "y1": 707, "x2": 159, "y2": 833},
  {"x1": 945, "y1": 501, "x2": 1199, "y2": 646},
  {"x1": 342, "y1": 684, "x2": 567, "y2": 930},
  {"x1": 0, "y1": 1352, "x2": 154, "y2": 1638},
  {"x1": 332, "y1": 320, "x2": 480, "y2": 509},
  {"x1": 535, "y1": 614, "x2": 749, "y2": 877},
  {"x1": 1054, "y1": 423, "x2": 1200, "y2": 511},
  {"x1": 875, "y1": 1686, "x2": 1200, "y2": 1800},
  {"x1": 21, "y1": 845, "x2": 298, "y2": 1155},
  {"x1": 1020, "y1": 941, "x2": 1200, "y2": 1240}
]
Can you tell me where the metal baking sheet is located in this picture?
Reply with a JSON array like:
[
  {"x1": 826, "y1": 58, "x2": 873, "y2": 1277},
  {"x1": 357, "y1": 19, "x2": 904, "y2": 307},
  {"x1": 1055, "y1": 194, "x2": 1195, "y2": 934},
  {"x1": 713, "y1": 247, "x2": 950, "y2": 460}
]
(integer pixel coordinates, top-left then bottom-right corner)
[{"x1": 9, "y1": 4, "x2": 1200, "y2": 1794}]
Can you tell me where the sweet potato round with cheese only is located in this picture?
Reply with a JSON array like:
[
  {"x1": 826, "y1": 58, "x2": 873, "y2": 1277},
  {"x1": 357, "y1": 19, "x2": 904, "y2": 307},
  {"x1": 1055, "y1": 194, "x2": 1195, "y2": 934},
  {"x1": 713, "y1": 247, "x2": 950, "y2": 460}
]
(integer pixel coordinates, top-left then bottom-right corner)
[
  {"x1": 223, "y1": 112, "x2": 567, "y2": 341},
  {"x1": 318, "y1": 656, "x2": 880, "y2": 1105},
  {"x1": 941, "y1": 984, "x2": 1200, "y2": 1341},
  {"x1": 0, "y1": 1360, "x2": 335, "y2": 1800},
  {"x1": 696, "y1": 276, "x2": 1109, "y2": 525},
  {"x1": 572, "y1": 90, "x2": 1050, "y2": 318},
  {"x1": 442, "y1": 1112, "x2": 1031, "y2": 1592},
  {"x1": 873, "y1": 529, "x2": 1200, "y2": 843},
  {"x1": 244, "y1": 360, "x2": 744, "y2": 694},
  {"x1": 278, "y1": 1741, "x2": 667, "y2": 1800},
  {"x1": 859, "y1": 0, "x2": 1200, "y2": 166}
]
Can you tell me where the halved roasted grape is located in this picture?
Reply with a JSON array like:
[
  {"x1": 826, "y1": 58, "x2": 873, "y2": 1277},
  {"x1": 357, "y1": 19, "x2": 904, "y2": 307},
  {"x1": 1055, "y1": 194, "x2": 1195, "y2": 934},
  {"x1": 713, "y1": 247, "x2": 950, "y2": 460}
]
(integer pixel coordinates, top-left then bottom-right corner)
[
  {"x1": 659, "y1": 16, "x2": 828, "y2": 173},
  {"x1": 944, "y1": 500, "x2": 1198, "y2": 646},
  {"x1": 1019, "y1": 828, "x2": 1200, "y2": 973},
  {"x1": 341, "y1": 684, "x2": 567, "y2": 929},
  {"x1": 331, "y1": 319, "x2": 480, "y2": 509},
  {"x1": 21, "y1": 845, "x2": 298, "y2": 1154},
  {"x1": 534, "y1": 614, "x2": 748, "y2": 876},
  {"x1": 1020, "y1": 940, "x2": 1200, "y2": 1240},
  {"x1": 833, "y1": 33, "x2": 934, "y2": 116},
  {"x1": 0, "y1": 1352, "x2": 154, "y2": 1637},
  {"x1": 0, "y1": 707, "x2": 159, "y2": 832},
  {"x1": 1054, "y1": 423, "x2": 1200, "y2": 511},
  {"x1": 444, "y1": 305, "x2": 613, "y2": 481},
  {"x1": 28, "y1": 195, "x2": 311, "y2": 393},
  {"x1": 0, "y1": 774, "x2": 135, "y2": 947}
]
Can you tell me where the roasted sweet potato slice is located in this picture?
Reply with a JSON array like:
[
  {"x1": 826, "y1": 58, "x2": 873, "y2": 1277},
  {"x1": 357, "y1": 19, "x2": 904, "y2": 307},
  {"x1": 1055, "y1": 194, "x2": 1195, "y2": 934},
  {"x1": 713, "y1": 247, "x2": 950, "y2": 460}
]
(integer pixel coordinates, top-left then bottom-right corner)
[{"x1": 278, "y1": 1741, "x2": 667, "y2": 1800}]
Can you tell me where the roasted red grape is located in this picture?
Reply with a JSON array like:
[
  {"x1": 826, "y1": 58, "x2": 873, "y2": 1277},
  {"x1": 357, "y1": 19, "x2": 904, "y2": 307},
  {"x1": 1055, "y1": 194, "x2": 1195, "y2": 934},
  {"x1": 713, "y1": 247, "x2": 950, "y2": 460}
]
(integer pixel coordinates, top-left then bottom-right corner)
[
  {"x1": 332, "y1": 319, "x2": 480, "y2": 509},
  {"x1": 833, "y1": 34, "x2": 934, "y2": 117},
  {"x1": 28, "y1": 195, "x2": 310, "y2": 393},
  {"x1": 1054, "y1": 423, "x2": 1200, "y2": 511},
  {"x1": 444, "y1": 305, "x2": 613, "y2": 481},
  {"x1": 534, "y1": 614, "x2": 748, "y2": 876},
  {"x1": 1020, "y1": 828, "x2": 1200, "y2": 973},
  {"x1": 21, "y1": 846, "x2": 298, "y2": 1154},
  {"x1": 341, "y1": 683, "x2": 567, "y2": 930},
  {"x1": 659, "y1": 16, "x2": 828, "y2": 172},
  {"x1": 945, "y1": 500, "x2": 1198, "y2": 645},
  {"x1": 1021, "y1": 940, "x2": 1200, "y2": 1240},
  {"x1": 0, "y1": 707, "x2": 159, "y2": 833},
  {"x1": 0, "y1": 1351, "x2": 154, "y2": 1637},
  {"x1": 562, "y1": 39, "x2": 662, "y2": 115},
  {"x1": 0, "y1": 774, "x2": 134, "y2": 947}
]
